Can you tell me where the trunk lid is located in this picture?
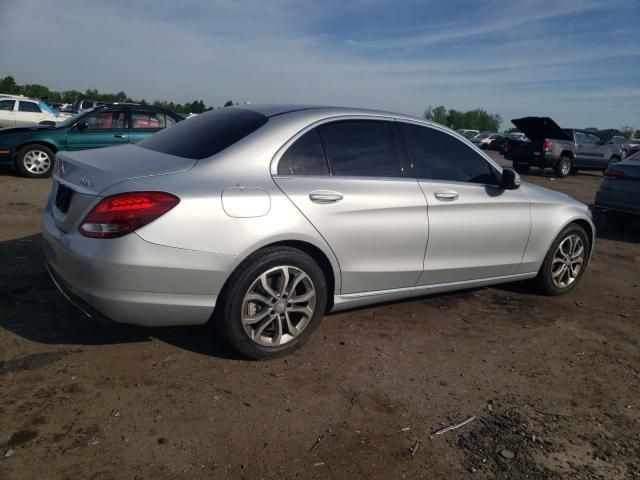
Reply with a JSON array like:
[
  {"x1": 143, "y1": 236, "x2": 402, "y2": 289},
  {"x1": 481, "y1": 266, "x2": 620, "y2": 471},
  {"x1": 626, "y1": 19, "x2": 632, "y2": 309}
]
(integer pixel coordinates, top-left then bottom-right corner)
[
  {"x1": 511, "y1": 117, "x2": 572, "y2": 143},
  {"x1": 51, "y1": 144, "x2": 196, "y2": 232}
]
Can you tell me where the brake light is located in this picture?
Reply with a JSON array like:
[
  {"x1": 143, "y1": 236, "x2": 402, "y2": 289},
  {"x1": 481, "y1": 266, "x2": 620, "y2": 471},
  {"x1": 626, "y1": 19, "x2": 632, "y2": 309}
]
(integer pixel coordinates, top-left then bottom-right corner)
[
  {"x1": 603, "y1": 168, "x2": 625, "y2": 179},
  {"x1": 542, "y1": 139, "x2": 552, "y2": 151},
  {"x1": 80, "y1": 192, "x2": 180, "y2": 238}
]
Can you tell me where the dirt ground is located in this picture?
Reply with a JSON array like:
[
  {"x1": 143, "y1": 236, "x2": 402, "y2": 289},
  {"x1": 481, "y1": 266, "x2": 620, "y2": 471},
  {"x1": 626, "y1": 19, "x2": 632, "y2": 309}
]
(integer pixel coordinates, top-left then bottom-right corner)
[{"x1": 0, "y1": 154, "x2": 638, "y2": 480}]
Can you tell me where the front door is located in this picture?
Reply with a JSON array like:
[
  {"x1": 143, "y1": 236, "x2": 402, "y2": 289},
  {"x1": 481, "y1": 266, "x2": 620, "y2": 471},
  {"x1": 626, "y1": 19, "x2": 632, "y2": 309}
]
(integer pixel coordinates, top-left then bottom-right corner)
[
  {"x1": 398, "y1": 121, "x2": 531, "y2": 285},
  {"x1": 575, "y1": 131, "x2": 605, "y2": 167},
  {"x1": 273, "y1": 120, "x2": 428, "y2": 294},
  {"x1": 66, "y1": 109, "x2": 129, "y2": 150}
]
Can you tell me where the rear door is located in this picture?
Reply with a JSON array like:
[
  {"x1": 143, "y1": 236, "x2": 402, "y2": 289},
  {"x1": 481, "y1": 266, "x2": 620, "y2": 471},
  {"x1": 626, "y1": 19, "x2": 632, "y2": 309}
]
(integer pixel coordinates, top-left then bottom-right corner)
[
  {"x1": 575, "y1": 131, "x2": 605, "y2": 167},
  {"x1": 16, "y1": 101, "x2": 45, "y2": 125},
  {"x1": 0, "y1": 99, "x2": 16, "y2": 127},
  {"x1": 66, "y1": 109, "x2": 129, "y2": 150},
  {"x1": 273, "y1": 118, "x2": 428, "y2": 294},
  {"x1": 398, "y1": 121, "x2": 531, "y2": 285},
  {"x1": 127, "y1": 109, "x2": 177, "y2": 144}
]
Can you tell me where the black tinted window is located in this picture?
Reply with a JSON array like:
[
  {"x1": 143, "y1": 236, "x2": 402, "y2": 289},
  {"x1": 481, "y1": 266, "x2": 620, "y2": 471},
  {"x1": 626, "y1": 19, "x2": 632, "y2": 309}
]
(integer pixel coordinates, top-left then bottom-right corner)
[
  {"x1": 278, "y1": 129, "x2": 329, "y2": 176},
  {"x1": 18, "y1": 101, "x2": 41, "y2": 113},
  {"x1": 138, "y1": 108, "x2": 267, "y2": 159},
  {"x1": 399, "y1": 123, "x2": 496, "y2": 184},
  {"x1": 0, "y1": 100, "x2": 14, "y2": 111},
  {"x1": 320, "y1": 121, "x2": 402, "y2": 177}
]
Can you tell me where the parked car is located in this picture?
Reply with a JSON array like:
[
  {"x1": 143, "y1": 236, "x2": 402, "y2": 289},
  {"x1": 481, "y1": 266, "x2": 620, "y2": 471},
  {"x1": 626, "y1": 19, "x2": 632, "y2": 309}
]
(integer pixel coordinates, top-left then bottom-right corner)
[
  {"x1": 0, "y1": 96, "x2": 69, "y2": 128},
  {"x1": 627, "y1": 139, "x2": 640, "y2": 157},
  {"x1": 0, "y1": 105, "x2": 183, "y2": 177},
  {"x1": 43, "y1": 105, "x2": 594, "y2": 359},
  {"x1": 71, "y1": 99, "x2": 106, "y2": 114},
  {"x1": 457, "y1": 129, "x2": 480, "y2": 138},
  {"x1": 504, "y1": 117, "x2": 625, "y2": 177},
  {"x1": 472, "y1": 133, "x2": 504, "y2": 150},
  {"x1": 594, "y1": 151, "x2": 640, "y2": 228}
]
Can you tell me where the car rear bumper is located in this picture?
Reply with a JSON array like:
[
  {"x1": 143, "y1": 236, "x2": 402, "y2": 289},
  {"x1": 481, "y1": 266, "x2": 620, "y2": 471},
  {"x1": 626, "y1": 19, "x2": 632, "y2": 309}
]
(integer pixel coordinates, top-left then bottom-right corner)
[{"x1": 42, "y1": 203, "x2": 236, "y2": 327}]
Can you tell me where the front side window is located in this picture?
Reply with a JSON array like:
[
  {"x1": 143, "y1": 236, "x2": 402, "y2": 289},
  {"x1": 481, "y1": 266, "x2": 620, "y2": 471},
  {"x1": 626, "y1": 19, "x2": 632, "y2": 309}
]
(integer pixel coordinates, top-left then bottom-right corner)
[
  {"x1": 131, "y1": 111, "x2": 166, "y2": 129},
  {"x1": 0, "y1": 100, "x2": 15, "y2": 111},
  {"x1": 85, "y1": 110, "x2": 127, "y2": 130},
  {"x1": 319, "y1": 120, "x2": 402, "y2": 177},
  {"x1": 399, "y1": 123, "x2": 497, "y2": 184},
  {"x1": 18, "y1": 101, "x2": 42, "y2": 113},
  {"x1": 278, "y1": 129, "x2": 329, "y2": 176}
]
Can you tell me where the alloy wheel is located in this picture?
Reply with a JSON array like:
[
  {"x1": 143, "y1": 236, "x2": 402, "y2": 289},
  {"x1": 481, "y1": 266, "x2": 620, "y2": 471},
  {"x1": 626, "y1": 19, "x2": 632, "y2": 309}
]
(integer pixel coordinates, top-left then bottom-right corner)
[
  {"x1": 23, "y1": 150, "x2": 51, "y2": 174},
  {"x1": 241, "y1": 265, "x2": 316, "y2": 347},
  {"x1": 551, "y1": 234, "x2": 584, "y2": 289}
]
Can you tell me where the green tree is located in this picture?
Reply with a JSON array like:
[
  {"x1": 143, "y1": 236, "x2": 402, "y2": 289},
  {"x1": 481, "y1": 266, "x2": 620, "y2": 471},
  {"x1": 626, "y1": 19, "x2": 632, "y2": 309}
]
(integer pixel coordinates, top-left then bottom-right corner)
[
  {"x1": 223, "y1": 100, "x2": 234, "y2": 107},
  {"x1": 423, "y1": 105, "x2": 447, "y2": 125},
  {"x1": 619, "y1": 126, "x2": 635, "y2": 139},
  {"x1": 0, "y1": 76, "x2": 19, "y2": 94}
]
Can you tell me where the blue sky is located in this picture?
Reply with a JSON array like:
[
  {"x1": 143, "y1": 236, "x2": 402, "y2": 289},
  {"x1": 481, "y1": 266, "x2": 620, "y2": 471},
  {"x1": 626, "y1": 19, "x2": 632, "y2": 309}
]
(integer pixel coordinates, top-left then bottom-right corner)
[{"x1": 1, "y1": 0, "x2": 638, "y2": 129}]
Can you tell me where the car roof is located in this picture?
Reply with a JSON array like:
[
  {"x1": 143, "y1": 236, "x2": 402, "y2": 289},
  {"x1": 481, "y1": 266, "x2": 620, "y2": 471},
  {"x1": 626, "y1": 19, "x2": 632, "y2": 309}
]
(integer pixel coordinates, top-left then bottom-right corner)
[
  {"x1": 236, "y1": 103, "x2": 426, "y2": 123},
  {"x1": 0, "y1": 95, "x2": 38, "y2": 102}
]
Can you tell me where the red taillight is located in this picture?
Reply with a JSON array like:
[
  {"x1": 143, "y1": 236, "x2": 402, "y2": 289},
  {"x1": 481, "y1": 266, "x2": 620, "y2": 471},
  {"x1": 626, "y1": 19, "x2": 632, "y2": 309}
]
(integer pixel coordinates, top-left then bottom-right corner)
[
  {"x1": 542, "y1": 139, "x2": 552, "y2": 151},
  {"x1": 603, "y1": 168, "x2": 625, "y2": 179},
  {"x1": 80, "y1": 192, "x2": 180, "y2": 238}
]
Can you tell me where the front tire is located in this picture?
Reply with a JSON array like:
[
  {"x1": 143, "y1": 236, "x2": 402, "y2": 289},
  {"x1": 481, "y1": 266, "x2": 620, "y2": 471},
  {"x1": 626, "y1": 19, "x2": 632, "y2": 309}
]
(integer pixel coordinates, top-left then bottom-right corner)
[
  {"x1": 16, "y1": 144, "x2": 55, "y2": 178},
  {"x1": 514, "y1": 163, "x2": 530, "y2": 174},
  {"x1": 216, "y1": 247, "x2": 328, "y2": 360},
  {"x1": 534, "y1": 224, "x2": 590, "y2": 295}
]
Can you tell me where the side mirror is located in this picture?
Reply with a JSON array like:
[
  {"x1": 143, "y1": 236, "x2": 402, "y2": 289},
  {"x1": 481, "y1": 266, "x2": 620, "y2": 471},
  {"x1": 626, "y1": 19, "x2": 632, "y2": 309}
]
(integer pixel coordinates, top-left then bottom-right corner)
[
  {"x1": 76, "y1": 120, "x2": 88, "y2": 131},
  {"x1": 501, "y1": 168, "x2": 521, "y2": 190}
]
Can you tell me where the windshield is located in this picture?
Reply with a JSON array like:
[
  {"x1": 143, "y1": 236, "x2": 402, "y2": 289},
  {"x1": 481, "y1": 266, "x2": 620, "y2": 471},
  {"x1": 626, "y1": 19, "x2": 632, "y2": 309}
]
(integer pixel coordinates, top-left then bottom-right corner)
[
  {"x1": 55, "y1": 111, "x2": 87, "y2": 128},
  {"x1": 38, "y1": 101, "x2": 59, "y2": 117}
]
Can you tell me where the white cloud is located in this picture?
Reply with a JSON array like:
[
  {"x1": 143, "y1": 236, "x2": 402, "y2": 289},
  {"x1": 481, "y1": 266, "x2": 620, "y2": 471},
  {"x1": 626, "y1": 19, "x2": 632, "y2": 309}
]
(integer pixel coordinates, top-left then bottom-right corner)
[{"x1": 0, "y1": 0, "x2": 637, "y2": 129}]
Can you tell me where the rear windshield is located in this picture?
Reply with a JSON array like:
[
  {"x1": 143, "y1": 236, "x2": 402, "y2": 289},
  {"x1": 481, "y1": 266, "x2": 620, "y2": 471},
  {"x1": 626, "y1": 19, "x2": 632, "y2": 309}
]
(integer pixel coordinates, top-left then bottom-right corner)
[{"x1": 137, "y1": 108, "x2": 268, "y2": 159}]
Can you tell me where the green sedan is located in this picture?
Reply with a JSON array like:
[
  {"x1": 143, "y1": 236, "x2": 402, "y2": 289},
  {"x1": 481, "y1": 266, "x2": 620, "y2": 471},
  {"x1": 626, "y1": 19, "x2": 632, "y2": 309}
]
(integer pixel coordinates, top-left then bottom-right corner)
[{"x1": 0, "y1": 104, "x2": 184, "y2": 178}]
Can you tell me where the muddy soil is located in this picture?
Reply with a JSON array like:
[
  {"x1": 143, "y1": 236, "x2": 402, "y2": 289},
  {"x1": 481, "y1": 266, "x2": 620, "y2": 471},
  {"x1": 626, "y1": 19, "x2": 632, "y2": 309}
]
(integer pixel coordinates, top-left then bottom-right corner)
[{"x1": 0, "y1": 156, "x2": 638, "y2": 479}]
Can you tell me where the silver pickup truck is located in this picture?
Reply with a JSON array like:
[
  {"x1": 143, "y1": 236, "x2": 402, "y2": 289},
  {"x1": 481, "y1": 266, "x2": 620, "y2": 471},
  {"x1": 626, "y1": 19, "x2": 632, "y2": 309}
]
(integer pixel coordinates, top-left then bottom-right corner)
[{"x1": 504, "y1": 117, "x2": 625, "y2": 178}]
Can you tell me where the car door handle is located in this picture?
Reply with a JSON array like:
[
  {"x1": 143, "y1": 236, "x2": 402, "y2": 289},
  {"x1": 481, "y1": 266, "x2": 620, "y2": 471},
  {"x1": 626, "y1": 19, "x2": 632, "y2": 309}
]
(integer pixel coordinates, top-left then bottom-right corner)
[
  {"x1": 309, "y1": 191, "x2": 343, "y2": 204},
  {"x1": 113, "y1": 134, "x2": 127, "y2": 139},
  {"x1": 434, "y1": 190, "x2": 459, "y2": 201}
]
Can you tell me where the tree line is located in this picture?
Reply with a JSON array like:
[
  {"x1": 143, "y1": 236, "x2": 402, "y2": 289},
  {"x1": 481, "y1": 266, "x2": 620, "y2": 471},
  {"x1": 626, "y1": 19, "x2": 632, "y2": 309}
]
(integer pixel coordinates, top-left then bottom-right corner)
[
  {"x1": 423, "y1": 104, "x2": 637, "y2": 139},
  {"x1": 0, "y1": 76, "x2": 236, "y2": 115},
  {"x1": 423, "y1": 105, "x2": 502, "y2": 132}
]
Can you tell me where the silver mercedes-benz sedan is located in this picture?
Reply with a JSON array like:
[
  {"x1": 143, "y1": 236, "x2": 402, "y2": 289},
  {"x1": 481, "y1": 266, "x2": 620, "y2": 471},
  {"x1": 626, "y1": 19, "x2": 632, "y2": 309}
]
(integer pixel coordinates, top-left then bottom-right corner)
[{"x1": 43, "y1": 105, "x2": 595, "y2": 359}]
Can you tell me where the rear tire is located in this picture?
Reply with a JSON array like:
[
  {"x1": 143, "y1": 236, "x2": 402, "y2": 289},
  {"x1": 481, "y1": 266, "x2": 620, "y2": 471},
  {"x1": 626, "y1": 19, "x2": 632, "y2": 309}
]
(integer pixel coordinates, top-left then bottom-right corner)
[
  {"x1": 555, "y1": 156, "x2": 572, "y2": 178},
  {"x1": 16, "y1": 144, "x2": 55, "y2": 178},
  {"x1": 216, "y1": 247, "x2": 328, "y2": 360},
  {"x1": 534, "y1": 224, "x2": 590, "y2": 296}
]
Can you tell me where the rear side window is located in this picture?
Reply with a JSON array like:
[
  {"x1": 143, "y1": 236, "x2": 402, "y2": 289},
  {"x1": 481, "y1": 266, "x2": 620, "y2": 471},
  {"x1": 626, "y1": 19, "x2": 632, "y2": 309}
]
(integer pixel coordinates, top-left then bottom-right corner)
[
  {"x1": 320, "y1": 121, "x2": 402, "y2": 177},
  {"x1": 278, "y1": 129, "x2": 329, "y2": 176},
  {"x1": 0, "y1": 100, "x2": 15, "y2": 111},
  {"x1": 138, "y1": 108, "x2": 268, "y2": 159},
  {"x1": 131, "y1": 110, "x2": 166, "y2": 129},
  {"x1": 399, "y1": 123, "x2": 497, "y2": 184},
  {"x1": 18, "y1": 101, "x2": 42, "y2": 113}
]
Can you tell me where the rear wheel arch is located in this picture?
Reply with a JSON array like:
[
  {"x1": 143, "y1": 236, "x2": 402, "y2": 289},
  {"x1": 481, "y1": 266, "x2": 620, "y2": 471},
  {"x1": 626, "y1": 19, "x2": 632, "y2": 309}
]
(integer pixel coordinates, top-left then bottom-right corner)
[
  {"x1": 559, "y1": 150, "x2": 574, "y2": 159},
  {"x1": 214, "y1": 240, "x2": 338, "y2": 318}
]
